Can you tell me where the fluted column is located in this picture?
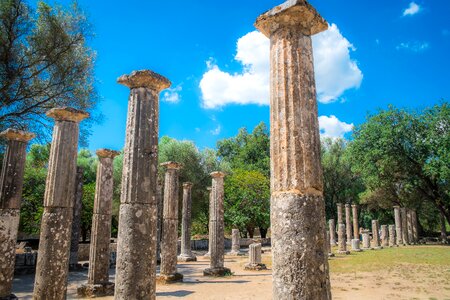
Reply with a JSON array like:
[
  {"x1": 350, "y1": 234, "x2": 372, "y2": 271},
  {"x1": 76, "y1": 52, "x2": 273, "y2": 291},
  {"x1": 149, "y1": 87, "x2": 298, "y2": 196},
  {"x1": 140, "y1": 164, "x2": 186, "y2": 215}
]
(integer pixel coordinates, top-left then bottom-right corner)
[
  {"x1": 400, "y1": 207, "x2": 409, "y2": 245},
  {"x1": 255, "y1": 1, "x2": 330, "y2": 298},
  {"x1": 388, "y1": 225, "x2": 396, "y2": 247},
  {"x1": 352, "y1": 204, "x2": 359, "y2": 240},
  {"x1": 114, "y1": 70, "x2": 170, "y2": 300},
  {"x1": 329, "y1": 219, "x2": 336, "y2": 246},
  {"x1": 0, "y1": 129, "x2": 34, "y2": 299},
  {"x1": 371, "y1": 220, "x2": 382, "y2": 249},
  {"x1": 337, "y1": 224, "x2": 349, "y2": 254},
  {"x1": 244, "y1": 243, "x2": 267, "y2": 270},
  {"x1": 381, "y1": 225, "x2": 389, "y2": 247},
  {"x1": 33, "y1": 107, "x2": 89, "y2": 299},
  {"x1": 394, "y1": 206, "x2": 403, "y2": 245},
  {"x1": 345, "y1": 204, "x2": 352, "y2": 244},
  {"x1": 203, "y1": 172, "x2": 230, "y2": 276},
  {"x1": 178, "y1": 182, "x2": 196, "y2": 262},
  {"x1": 362, "y1": 230, "x2": 370, "y2": 250},
  {"x1": 227, "y1": 228, "x2": 242, "y2": 256},
  {"x1": 69, "y1": 166, "x2": 84, "y2": 270},
  {"x1": 337, "y1": 203, "x2": 343, "y2": 225}
]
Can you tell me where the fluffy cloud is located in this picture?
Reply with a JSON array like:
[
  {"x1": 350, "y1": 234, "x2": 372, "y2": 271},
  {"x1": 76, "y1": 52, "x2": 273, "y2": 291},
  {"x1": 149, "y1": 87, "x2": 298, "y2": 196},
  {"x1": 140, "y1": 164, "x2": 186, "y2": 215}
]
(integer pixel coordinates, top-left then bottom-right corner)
[
  {"x1": 162, "y1": 85, "x2": 182, "y2": 103},
  {"x1": 210, "y1": 125, "x2": 221, "y2": 135},
  {"x1": 403, "y1": 2, "x2": 420, "y2": 16},
  {"x1": 318, "y1": 115, "x2": 353, "y2": 138},
  {"x1": 396, "y1": 41, "x2": 429, "y2": 52},
  {"x1": 199, "y1": 24, "x2": 362, "y2": 109}
]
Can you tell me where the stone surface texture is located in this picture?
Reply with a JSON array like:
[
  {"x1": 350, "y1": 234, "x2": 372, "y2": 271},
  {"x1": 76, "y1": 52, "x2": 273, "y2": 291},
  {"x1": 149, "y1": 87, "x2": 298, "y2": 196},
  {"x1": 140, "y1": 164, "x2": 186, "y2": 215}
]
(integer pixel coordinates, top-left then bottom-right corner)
[
  {"x1": 371, "y1": 220, "x2": 382, "y2": 249},
  {"x1": 394, "y1": 206, "x2": 403, "y2": 246},
  {"x1": 69, "y1": 167, "x2": 84, "y2": 269},
  {"x1": 156, "y1": 180, "x2": 163, "y2": 263},
  {"x1": 178, "y1": 182, "x2": 197, "y2": 262},
  {"x1": 345, "y1": 204, "x2": 353, "y2": 245},
  {"x1": 227, "y1": 229, "x2": 242, "y2": 256},
  {"x1": 244, "y1": 243, "x2": 267, "y2": 270},
  {"x1": 412, "y1": 210, "x2": 419, "y2": 243},
  {"x1": 255, "y1": 1, "x2": 331, "y2": 298},
  {"x1": 337, "y1": 203, "x2": 343, "y2": 225},
  {"x1": 362, "y1": 231, "x2": 370, "y2": 249},
  {"x1": 400, "y1": 207, "x2": 410, "y2": 245},
  {"x1": 33, "y1": 107, "x2": 87, "y2": 300},
  {"x1": 351, "y1": 239, "x2": 362, "y2": 252},
  {"x1": 329, "y1": 219, "x2": 336, "y2": 246},
  {"x1": 114, "y1": 70, "x2": 169, "y2": 300},
  {"x1": 337, "y1": 223, "x2": 349, "y2": 254},
  {"x1": 0, "y1": 129, "x2": 33, "y2": 298},
  {"x1": 381, "y1": 225, "x2": 389, "y2": 247},
  {"x1": 407, "y1": 209, "x2": 414, "y2": 244},
  {"x1": 352, "y1": 204, "x2": 359, "y2": 239},
  {"x1": 388, "y1": 224, "x2": 396, "y2": 247}
]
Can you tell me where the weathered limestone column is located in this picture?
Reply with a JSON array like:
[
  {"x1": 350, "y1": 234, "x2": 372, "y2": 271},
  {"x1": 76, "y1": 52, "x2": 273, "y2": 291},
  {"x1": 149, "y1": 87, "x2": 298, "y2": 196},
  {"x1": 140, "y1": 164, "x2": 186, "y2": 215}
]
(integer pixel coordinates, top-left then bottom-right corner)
[
  {"x1": 156, "y1": 179, "x2": 163, "y2": 263},
  {"x1": 33, "y1": 107, "x2": 89, "y2": 299},
  {"x1": 203, "y1": 172, "x2": 230, "y2": 276},
  {"x1": 114, "y1": 70, "x2": 170, "y2": 299},
  {"x1": 400, "y1": 207, "x2": 409, "y2": 245},
  {"x1": 227, "y1": 228, "x2": 243, "y2": 256},
  {"x1": 337, "y1": 223, "x2": 350, "y2": 254},
  {"x1": 78, "y1": 149, "x2": 119, "y2": 297},
  {"x1": 352, "y1": 204, "x2": 359, "y2": 240},
  {"x1": 329, "y1": 219, "x2": 337, "y2": 246},
  {"x1": 394, "y1": 206, "x2": 403, "y2": 245},
  {"x1": 412, "y1": 210, "x2": 419, "y2": 243},
  {"x1": 351, "y1": 239, "x2": 362, "y2": 252},
  {"x1": 244, "y1": 243, "x2": 267, "y2": 270},
  {"x1": 345, "y1": 204, "x2": 353, "y2": 244},
  {"x1": 381, "y1": 225, "x2": 389, "y2": 247},
  {"x1": 407, "y1": 209, "x2": 414, "y2": 244},
  {"x1": 204, "y1": 186, "x2": 212, "y2": 257},
  {"x1": 388, "y1": 225, "x2": 396, "y2": 247},
  {"x1": 337, "y1": 203, "x2": 344, "y2": 225},
  {"x1": 178, "y1": 182, "x2": 197, "y2": 262},
  {"x1": 255, "y1": 2, "x2": 331, "y2": 298},
  {"x1": 158, "y1": 162, "x2": 183, "y2": 284},
  {"x1": 326, "y1": 231, "x2": 334, "y2": 257},
  {"x1": 0, "y1": 129, "x2": 34, "y2": 300},
  {"x1": 371, "y1": 220, "x2": 382, "y2": 249},
  {"x1": 362, "y1": 230, "x2": 371, "y2": 250},
  {"x1": 69, "y1": 166, "x2": 84, "y2": 270},
  {"x1": 440, "y1": 212, "x2": 448, "y2": 244}
]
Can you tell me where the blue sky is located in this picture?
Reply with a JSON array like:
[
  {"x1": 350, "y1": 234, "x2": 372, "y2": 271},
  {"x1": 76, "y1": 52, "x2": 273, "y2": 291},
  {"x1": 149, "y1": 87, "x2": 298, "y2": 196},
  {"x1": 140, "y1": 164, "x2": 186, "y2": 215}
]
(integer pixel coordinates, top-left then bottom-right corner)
[{"x1": 41, "y1": 0, "x2": 450, "y2": 151}]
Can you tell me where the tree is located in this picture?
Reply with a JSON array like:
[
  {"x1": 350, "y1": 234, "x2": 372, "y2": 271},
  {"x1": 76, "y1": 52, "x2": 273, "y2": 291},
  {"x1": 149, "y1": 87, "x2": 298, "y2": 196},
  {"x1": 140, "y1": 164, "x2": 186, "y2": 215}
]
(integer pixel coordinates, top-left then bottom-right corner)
[
  {"x1": 0, "y1": 0, "x2": 99, "y2": 144},
  {"x1": 349, "y1": 104, "x2": 450, "y2": 225}
]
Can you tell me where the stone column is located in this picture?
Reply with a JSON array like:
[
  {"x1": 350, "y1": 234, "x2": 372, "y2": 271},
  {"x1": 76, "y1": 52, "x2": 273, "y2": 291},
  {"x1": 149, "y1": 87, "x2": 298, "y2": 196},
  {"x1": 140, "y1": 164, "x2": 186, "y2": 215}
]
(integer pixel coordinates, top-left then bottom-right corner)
[
  {"x1": 255, "y1": 2, "x2": 331, "y2": 298},
  {"x1": 204, "y1": 186, "x2": 212, "y2": 257},
  {"x1": 371, "y1": 220, "x2": 382, "y2": 249},
  {"x1": 352, "y1": 204, "x2": 359, "y2": 240},
  {"x1": 69, "y1": 166, "x2": 84, "y2": 270},
  {"x1": 178, "y1": 182, "x2": 197, "y2": 262},
  {"x1": 345, "y1": 204, "x2": 353, "y2": 244},
  {"x1": 351, "y1": 239, "x2": 362, "y2": 252},
  {"x1": 78, "y1": 149, "x2": 119, "y2": 297},
  {"x1": 337, "y1": 223, "x2": 350, "y2": 254},
  {"x1": 337, "y1": 203, "x2": 343, "y2": 225},
  {"x1": 114, "y1": 70, "x2": 170, "y2": 299},
  {"x1": 244, "y1": 243, "x2": 267, "y2": 270},
  {"x1": 381, "y1": 225, "x2": 389, "y2": 247},
  {"x1": 329, "y1": 219, "x2": 336, "y2": 246},
  {"x1": 407, "y1": 209, "x2": 414, "y2": 244},
  {"x1": 388, "y1": 225, "x2": 396, "y2": 247},
  {"x1": 0, "y1": 129, "x2": 34, "y2": 300},
  {"x1": 156, "y1": 179, "x2": 163, "y2": 264},
  {"x1": 326, "y1": 231, "x2": 334, "y2": 257},
  {"x1": 394, "y1": 206, "x2": 403, "y2": 245},
  {"x1": 203, "y1": 171, "x2": 230, "y2": 276},
  {"x1": 362, "y1": 230, "x2": 371, "y2": 250},
  {"x1": 440, "y1": 212, "x2": 448, "y2": 244},
  {"x1": 33, "y1": 107, "x2": 89, "y2": 299},
  {"x1": 412, "y1": 210, "x2": 419, "y2": 243},
  {"x1": 158, "y1": 162, "x2": 183, "y2": 284},
  {"x1": 227, "y1": 228, "x2": 243, "y2": 256},
  {"x1": 400, "y1": 207, "x2": 409, "y2": 245}
]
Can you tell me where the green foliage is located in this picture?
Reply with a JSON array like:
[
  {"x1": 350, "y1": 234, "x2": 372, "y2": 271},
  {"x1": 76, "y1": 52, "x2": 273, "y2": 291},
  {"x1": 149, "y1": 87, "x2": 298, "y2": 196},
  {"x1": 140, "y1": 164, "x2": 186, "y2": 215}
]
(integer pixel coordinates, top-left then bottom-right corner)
[{"x1": 80, "y1": 181, "x2": 94, "y2": 241}]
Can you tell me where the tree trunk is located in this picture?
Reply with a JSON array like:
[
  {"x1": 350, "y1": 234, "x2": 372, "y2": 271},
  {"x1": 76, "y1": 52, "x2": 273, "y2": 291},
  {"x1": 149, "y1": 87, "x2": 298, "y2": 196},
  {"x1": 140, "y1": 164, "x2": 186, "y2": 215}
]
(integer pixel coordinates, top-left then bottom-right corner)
[
  {"x1": 247, "y1": 226, "x2": 255, "y2": 238},
  {"x1": 260, "y1": 227, "x2": 268, "y2": 239}
]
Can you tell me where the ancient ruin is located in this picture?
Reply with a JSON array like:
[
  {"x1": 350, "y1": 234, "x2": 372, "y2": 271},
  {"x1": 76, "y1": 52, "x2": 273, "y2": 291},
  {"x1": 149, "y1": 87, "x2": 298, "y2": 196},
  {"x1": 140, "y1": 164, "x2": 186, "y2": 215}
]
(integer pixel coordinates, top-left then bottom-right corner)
[
  {"x1": 244, "y1": 243, "x2": 267, "y2": 270},
  {"x1": 337, "y1": 224, "x2": 350, "y2": 254},
  {"x1": 394, "y1": 206, "x2": 403, "y2": 246},
  {"x1": 371, "y1": 220, "x2": 382, "y2": 250},
  {"x1": 351, "y1": 239, "x2": 362, "y2": 252},
  {"x1": 329, "y1": 219, "x2": 337, "y2": 246},
  {"x1": 352, "y1": 204, "x2": 359, "y2": 239},
  {"x1": 381, "y1": 225, "x2": 389, "y2": 247},
  {"x1": 389, "y1": 224, "x2": 396, "y2": 247},
  {"x1": 69, "y1": 167, "x2": 84, "y2": 270},
  {"x1": 362, "y1": 230, "x2": 371, "y2": 250},
  {"x1": 227, "y1": 228, "x2": 243, "y2": 256},
  {"x1": 178, "y1": 182, "x2": 197, "y2": 262},
  {"x1": 345, "y1": 204, "x2": 353, "y2": 244}
]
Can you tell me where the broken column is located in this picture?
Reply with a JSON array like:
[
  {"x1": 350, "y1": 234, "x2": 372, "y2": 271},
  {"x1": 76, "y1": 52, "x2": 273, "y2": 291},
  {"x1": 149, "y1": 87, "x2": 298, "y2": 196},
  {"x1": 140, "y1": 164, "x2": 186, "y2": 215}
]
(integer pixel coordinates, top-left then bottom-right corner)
[
  {"x1": 388, "y1": 225, "x2": 396, "y2": 247},
  {"x1": 345, "y1": 204, "x2": 353, "y2": 244},
  {"x1": 78, "y1": 149, "x2": 119, "y2": 297},
  {"x1": 244, "y1": 243, "x2": 267, "y2": 270},
  {"x1": 362, "y1": 230, "x2": 371, "y2": 250},
  {"x1": 178, "y1": 182, "x2": 197, "y2": 262},
  {"x1": 326, "y1": 231, "x2": 334, "y2": 257},
  {"x1": 337, "y1": 203, "x2": 343, "y2": 225},
  {"x1": 412, "y1": 210, "x2": 419, "y2": 243},
  {"x1": 158, "y1": 162, "x2": 183, "y2": 284},
  {"x1": 381, "y1": 225, "x2": 389, "y2": 247},
  {"x1": 329, "y1": 219, "x2": 337, "y2": 246},
  {"x1": 69, "y1": 166, "x2": 84, "y2": 270},
  {"x1": 0, "y1": 129, "x2": 34, "y2": 300},
  {"x1": 400, "y1": 207, "x2": 409, "y2": 245},
  {"x1": 337, "y1": 223, "x2": 350, "y2": 254},
  {"x1": 407, "y1": 209, "x2": 414, "y2": 244},
  {"x1": 371, "y1": 220, "x2": 382, "y2": 249},
  {"x1": 394, "y1": 206, "x2": 403, "y2": 245},
  {"x1": 227, "y1": 228, "x2": 243, "y2": 256},
  {"x1": 351, "y1": 239, "x2": 362, "y2": 252},
  {"x1": 203, "y1": 171, "x2": 230, "y2": 276},
  {"x1": 33, "y1": 107, "x2": 89, "y2": 299},
  {"x1": 114, "y1": 70, "x2": 170, "y2": 299},
  {"x1": 255, "y1": 1, "x2": 331, "y2": 298},
  {"x1": 352, "y1": 204, "x2": 359, "y2": 240}
]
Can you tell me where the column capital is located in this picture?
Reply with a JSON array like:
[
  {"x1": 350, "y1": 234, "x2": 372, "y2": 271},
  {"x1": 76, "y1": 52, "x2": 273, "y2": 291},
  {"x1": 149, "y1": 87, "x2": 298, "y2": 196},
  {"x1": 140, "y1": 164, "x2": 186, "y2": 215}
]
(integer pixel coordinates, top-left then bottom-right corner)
[
  {"x1": 160, "y1": 161, "x2": 182, "y2": 170},
  {"x1": 117, "y1": 70, "x2": 171, "y2": 91},
  {"x1": 183, "y1": 182, "x2": 193, "y2": 189},
  {"x1": 345, "y1": 203, "x2": 351, "y2": 208},
  {"x1": 254, "y1": 0, "x2": 328, "y2": 37},
  {"x1": 210, "y1": 171, "x2": 226, "y2": 178},
  {"x1": 351, "y1": 204, "x2": 357, "y2": 208},
  {"x1": 46, "y1": 107, "x2": 89, "y2": 123},
  {"x1": 96, "y1": 148, "x2": 120, "y2": 159},
  {"x1": 0, "y1": 128, "x2": 35, "y2": 142}
]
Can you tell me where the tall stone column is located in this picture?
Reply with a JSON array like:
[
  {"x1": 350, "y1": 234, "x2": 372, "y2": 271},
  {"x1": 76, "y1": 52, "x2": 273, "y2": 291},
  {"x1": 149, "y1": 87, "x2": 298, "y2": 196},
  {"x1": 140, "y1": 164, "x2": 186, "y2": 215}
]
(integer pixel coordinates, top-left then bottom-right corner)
[
  {"x1": 33, "y1": 107, "x2": 89, "y2": 299},
  {"x1": 329, "y1": 219, "x2": 337, "y2": 246},
  {"x1": 362, "y1": 230, "x2": 371, "y2": 250},
  {"x1": 371, "y1": 220, "x2": 382, "y2": 249},
  {"x1": 407, "y1": 209, "x2": 414, "y2": 244},
  {"x1": 0, "y1": 129, "x2": 34, "y2": 300},
  {"x1": 394, "y1": 206, "x2": 403, "y2": 245},
  {"x1": 326, "y1": 231, "x2": 334, "y2": 257},
  {"x1": 114, "y1": 70, "x2": 170, "y2": 300},
  {"x1": 352, "y1": 204, "x2": 359, "y2": 240},
  {"x1": 255, "y1": 2, "x2": 331, "y2": 298},
  {"x1": 78, "y1": 149, "x2": 119, "y2": 297},
  {"x1": 244, "y1": 243, "x2": 267, "y2": 270},
  {"x1": 69, "y1": 166, "x2": 84, "y2": 270},
  {"x1": 337, "y1": 203, "x2": 343, "y2": 225},
  {"x1": 381, "y1": 225, "x2": 389, "y2": 247},
  {"x1": 204, "y1": 186, "x2": 212, "y2": 257},
  {"x1": 345, "y1": 204, "x2": 353, "y2": 244},
  {"x1": 203, "y1": 172, "x2": 230, "y2": 276},
  {"x1": 337, "y1": 224, "x2": 350, "y2": 254},
  {"x1": 400, "y1": 207, "x2": 409, "y2": 245},
  {"x1": 388, "y1": 225, "x2": 396, "y2": 247},
  {"x1": 178, "y1": 182, "x2": 196, "y2": 262},
  {"x1": 227, "y1": 228, "x2": 243, "y2": 256},
  {"x1": 158, "y1": 162, "x2": 183, "y2": 283},
  {"x1": 156, "y1": 179, "x2": 163, "y2": 263},
  {"x1": 412, "y1": 210, "x2": 419, "y2": 243}
]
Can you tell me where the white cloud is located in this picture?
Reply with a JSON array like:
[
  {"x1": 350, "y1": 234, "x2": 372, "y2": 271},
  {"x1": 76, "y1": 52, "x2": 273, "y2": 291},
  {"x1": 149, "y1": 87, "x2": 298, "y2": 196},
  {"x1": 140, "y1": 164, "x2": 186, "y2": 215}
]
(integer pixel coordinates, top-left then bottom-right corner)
[
  {"x1": 199, "y1": 24, "x2": 362, "y2": 109},
  {"x1": 403, "y1": 2, "x2": 420, "y2": 16},
  {"x1": 396, "y1": 41, "x2": 429, "y2": 52},
  {"x1": 162, "y1": 85, "x2": 182, "y2": 103},
  {"x1": 210, "y1": 125, "x2": 221, "y2": 135},
  {"x1": 318, "y1": 115, "x2": 353, "y2": 138}
]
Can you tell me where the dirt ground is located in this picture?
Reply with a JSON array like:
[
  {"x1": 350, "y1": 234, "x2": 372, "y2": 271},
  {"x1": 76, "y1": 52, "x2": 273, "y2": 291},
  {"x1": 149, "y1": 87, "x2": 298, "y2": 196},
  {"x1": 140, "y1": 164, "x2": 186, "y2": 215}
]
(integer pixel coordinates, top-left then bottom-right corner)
[{"x1": 12, "y1": 246, "x2": 450, "y2": 300}]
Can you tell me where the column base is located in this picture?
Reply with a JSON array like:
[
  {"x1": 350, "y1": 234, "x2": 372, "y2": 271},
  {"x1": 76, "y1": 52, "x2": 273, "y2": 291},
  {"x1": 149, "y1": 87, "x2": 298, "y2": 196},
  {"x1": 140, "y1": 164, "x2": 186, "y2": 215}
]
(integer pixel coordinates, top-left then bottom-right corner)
[
  {"x1": 244, "y1": 263, "x2": 267, "y2": 271},
  {"x1": 156, "y1": 273, "x2": 184, "y2": 284},
  {"x1": 177, "y1": 254, "x2": 197, "y2": 262},
  {"x1": 337, "y1": 250, "x2": 350, "y2": 255},
  {"x1": 328, "y1": 253, "x2": 335, "y2": 257},
  {"x1": 352, "y1": 249, "x2": 363, "y2": 252},
  {"x1": 226, "y1": 250, "x2": 244, "y2": 256},
  {"x1": 203, "y1": 267, "x2": 231, "y2": 277},
  {"x1": 77, "y1": 282, "x2": 115, "y2": 298}
]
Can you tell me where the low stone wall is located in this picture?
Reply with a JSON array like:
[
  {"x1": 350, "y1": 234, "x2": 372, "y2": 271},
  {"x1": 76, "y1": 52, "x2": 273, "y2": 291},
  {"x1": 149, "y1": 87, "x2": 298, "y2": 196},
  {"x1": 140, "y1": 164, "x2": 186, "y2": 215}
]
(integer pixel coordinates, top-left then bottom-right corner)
[
  {"x1": 78, "y1": 242, "x2": 117, "y2": 261},
  {"x1": 14, "y1": 251, "x2": 37, "y2": 275}
]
